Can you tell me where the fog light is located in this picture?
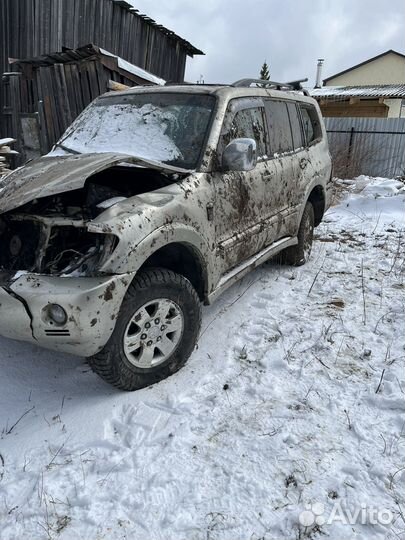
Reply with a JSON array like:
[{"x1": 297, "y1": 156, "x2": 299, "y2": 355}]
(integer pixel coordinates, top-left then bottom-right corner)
[{"x1": 47, "y1": 304, "x2": 67, "y2": 326}]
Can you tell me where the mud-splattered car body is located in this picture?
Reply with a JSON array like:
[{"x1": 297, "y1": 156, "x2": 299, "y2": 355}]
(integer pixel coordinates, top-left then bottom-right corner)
[{"x1": 0, "y1": 84, "x2": 332, "y2": 359}]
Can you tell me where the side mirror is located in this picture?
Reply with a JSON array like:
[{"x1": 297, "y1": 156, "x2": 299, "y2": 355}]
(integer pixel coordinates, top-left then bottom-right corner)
[{"x1": 222, "y1": 138, "x2": 257, "y2": 172}]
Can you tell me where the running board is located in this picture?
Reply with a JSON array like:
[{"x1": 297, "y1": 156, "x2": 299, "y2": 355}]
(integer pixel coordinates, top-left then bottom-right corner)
[{"x1": 207, "y1": 236, "x2": 297, "y2": 304}]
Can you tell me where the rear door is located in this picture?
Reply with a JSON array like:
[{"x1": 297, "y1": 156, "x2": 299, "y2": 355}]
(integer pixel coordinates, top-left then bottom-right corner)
[{"x1": 262, "y1": 99, "x2": 304, "y2": 240}]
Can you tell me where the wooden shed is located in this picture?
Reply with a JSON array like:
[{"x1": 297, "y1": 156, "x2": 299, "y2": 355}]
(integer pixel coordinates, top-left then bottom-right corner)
[
  {"x1": 2, "y1": 44, "x2": 169, "y2": 162},
  {"x1": 0, "y1": 0, "x2": 203, "y2": 163}
]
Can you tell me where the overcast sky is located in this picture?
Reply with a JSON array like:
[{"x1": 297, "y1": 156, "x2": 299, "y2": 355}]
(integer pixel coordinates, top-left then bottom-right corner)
[{"x1": 131, "y1": 0, "x2": 405, "y2": 86}]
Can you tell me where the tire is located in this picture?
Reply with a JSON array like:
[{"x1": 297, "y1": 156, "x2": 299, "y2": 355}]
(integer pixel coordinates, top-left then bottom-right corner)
[
  {"x1": 282, "y1": 202, "x2": 315, "y2": 266},
  {"x1": 89, "y1": 268, "x2": 201, "y2": 391}
]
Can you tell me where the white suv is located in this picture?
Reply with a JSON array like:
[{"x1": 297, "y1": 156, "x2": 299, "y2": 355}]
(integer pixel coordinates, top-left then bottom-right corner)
[{"x1": 0, "y1": 79, "x2": 332, "y2": 390}]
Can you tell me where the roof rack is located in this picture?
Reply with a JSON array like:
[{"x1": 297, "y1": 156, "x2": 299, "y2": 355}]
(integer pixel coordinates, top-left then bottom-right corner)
[
  {"x1": 231, "y1": 78, "x2": 310, "y2": 95},
  {"x1": 163, "y1": 78, "x2": 311, "y2": 96},
  {"x1": 164, "y1": 81, "x2": 223, "y2": 86}
]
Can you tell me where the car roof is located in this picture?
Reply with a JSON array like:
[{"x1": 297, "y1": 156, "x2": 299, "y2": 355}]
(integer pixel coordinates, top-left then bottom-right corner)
[{"x1": 99, "y1": 84, "x2": 316, "y2": 105}]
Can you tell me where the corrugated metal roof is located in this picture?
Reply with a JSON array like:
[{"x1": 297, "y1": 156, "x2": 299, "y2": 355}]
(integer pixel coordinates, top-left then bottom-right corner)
[{"x1": 310, "y1": 85, "x2": 405, "y2": 99}]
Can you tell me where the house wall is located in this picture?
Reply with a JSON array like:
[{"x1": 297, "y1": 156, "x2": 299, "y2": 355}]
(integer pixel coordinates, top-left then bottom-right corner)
[
  {"x1": 384, "y1": 99, "x2": 405, "y2": 118},
  {"x1": 319, "y1": 100, "x2": 389, "y2": 118},
  {"x1": 318, "y1": 98, "x2": 405, "y2": 119},
  {"x1": 325, "y1": 52, "x2": 405, "y2": 86}
]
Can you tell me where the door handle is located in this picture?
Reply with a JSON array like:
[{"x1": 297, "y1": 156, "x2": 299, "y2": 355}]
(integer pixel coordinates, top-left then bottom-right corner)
[{"x1": 206, "y1": 202, "x2": 214, "y2": 221}]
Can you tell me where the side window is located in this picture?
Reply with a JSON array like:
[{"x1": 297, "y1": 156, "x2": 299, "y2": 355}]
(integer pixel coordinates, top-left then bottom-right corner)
[
  {"x1": 287, "y1": 102, "x2": 303, "y2": 149},
  {"x1": 220, "y1": 104, "x2": 268, "y2": 158},
  {"x1": 264, "y1": 100, "x2": 294, "y2": 155},
  {"x1": 300, "y1": 105, "x2": 322, "y2": 145}
]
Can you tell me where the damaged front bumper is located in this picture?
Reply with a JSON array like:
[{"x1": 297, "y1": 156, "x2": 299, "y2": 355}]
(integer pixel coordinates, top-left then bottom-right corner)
[{"x1": 0, "y1": 272, "x2": 133, "y2": 357}]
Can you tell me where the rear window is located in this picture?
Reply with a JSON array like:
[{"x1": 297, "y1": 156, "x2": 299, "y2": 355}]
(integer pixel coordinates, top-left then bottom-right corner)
[
  {"x1": 286, "y1": 102, "x2": 303, "y2": 150},
  {"x1": 264, "y1": 100, "x2": 294, "y2": 155},
  {"x1": 300, "y1": 105, "x2": 322, "y2": 145}
]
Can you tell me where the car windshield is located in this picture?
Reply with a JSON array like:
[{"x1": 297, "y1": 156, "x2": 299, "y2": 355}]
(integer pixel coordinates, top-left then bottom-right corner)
[{"x1": 56, "y1": 92, "x2": 216, "y2": 169}]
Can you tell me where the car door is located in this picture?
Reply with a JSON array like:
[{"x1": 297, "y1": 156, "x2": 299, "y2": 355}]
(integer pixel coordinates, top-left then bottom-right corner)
[
  {"x1": 298, "y1": 103, "x2": 326, "y2": 191},
  {"x1": 211, "y1": 97, "x2": 271, "y2": 272},
  {"x1": 262, "y1": 98, "x2": 303, "y2": 240}
]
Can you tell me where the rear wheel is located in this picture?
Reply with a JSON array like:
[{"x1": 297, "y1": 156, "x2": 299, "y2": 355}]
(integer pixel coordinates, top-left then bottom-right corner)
[
  {"x1": 89, "y1": 268, "x2": 201, "y2": 391},
  {"x1": 282, "y1": 202, "x2": 314, "y2": 266}
]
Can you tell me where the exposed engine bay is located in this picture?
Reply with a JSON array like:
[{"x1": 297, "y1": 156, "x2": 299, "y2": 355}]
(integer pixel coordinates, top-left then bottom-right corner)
[{"x1": 0, "y1": 166, "x2": 176, "y2": 277}]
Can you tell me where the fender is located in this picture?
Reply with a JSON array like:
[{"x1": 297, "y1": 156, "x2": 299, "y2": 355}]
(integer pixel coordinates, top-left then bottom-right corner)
[
  {"x1": 99, "y1": 222, "x2": 218, "y2": 294},
  {"x1": 298, "y1": 181, "x2": 327, "y2": 228}
]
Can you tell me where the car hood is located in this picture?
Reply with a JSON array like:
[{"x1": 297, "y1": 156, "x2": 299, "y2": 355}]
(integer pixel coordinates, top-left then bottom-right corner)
[{"x1": 0, "y1": 152, "x2": 191, "y2": 214}]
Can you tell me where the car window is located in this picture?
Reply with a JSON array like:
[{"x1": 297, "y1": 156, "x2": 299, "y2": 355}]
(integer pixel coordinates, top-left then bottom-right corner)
[
  {"x1": 264, "y1": 100, "x2": 294, "y2": 155},
  {"x1": 55, "y1": 93, "x2": 216, "y2": 169},
  {"x1": 286, "y1": 102, "x2": 303, "y2": 150},
  {"x1": 300, "y1": 105, "x2": 322, "y2": 145},
  {"x1": 220, "y1": 104, "x2": 268, "y2": 158}
]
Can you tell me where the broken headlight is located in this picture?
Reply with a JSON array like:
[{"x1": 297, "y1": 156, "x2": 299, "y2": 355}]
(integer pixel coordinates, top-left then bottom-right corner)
[{"x1": 0, "y1": 214, "x2": 118, "y2": 276}]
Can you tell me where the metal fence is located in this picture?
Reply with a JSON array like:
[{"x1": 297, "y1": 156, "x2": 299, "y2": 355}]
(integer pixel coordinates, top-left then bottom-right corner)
[{"x1": 324, "y1": 117, "x2": 405, "y2": 178}]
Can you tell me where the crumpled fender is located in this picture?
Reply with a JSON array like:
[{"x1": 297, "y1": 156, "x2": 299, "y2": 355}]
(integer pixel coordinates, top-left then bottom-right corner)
[{"x1": 92, "y1": 219, "x2": 216, "y2": 294}]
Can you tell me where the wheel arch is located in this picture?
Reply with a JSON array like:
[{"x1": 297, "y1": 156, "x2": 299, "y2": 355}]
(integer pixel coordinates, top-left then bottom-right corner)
[
  {"x1": 307, "y1": 184, "x2": 326, "y2": 226},
  {"x1": 137, "y1": 242, "x2": 208, "y2": 302}
]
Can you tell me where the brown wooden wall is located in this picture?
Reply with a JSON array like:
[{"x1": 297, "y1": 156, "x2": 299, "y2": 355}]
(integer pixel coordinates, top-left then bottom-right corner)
[
  {"x1": 0, "y1": 0, "x2": 191, "y2": 83},
  {"x1": 0, "y1": 0, "x2": 200, "y2": 144},
  {"x1": 2, "y1": 55, "x2": 139, "y2": 162},
  {"x1": 319, "y1": 100, "x2": 389, "y2": 118}
]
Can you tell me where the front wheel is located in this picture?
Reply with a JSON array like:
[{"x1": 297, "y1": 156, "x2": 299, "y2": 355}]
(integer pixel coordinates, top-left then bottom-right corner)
[
  {"x1": 89, "y1": 268, "x2": 201, "y2": 391},
  {"x1": 282, "y1": 202, "x2": 315, "y2": 266}
]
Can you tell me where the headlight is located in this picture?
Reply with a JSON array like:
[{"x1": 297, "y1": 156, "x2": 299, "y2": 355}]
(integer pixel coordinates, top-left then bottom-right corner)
[
  {"x1": 0, "y1": 214, "x2": 119, "y2": 276},
  {"x1": 43, "y1": 228, "x2": 118, "y2": 276}
]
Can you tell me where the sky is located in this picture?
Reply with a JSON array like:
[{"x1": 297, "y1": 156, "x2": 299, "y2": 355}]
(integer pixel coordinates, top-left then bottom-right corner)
[{"x1": 130, "y1": 0, "x2": 405, "y2": 86}]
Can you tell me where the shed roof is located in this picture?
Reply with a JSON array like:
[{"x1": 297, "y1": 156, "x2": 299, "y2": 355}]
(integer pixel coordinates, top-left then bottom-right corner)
[
  {"x1": 10, "y1": 44, "x2": 166, "y2": 86},
  {"x1": 310, "y1": 84, "x2": 405, "y2": 99},
  {"x1": 323, "y1": 50, "x2": 405, "y2": 84}
]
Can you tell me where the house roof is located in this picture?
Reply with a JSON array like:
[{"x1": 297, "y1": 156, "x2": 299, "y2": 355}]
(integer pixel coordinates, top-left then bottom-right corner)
[
  {"x1": 110, "y1": 0, "x2": 203, "y2": 56},
  {"x1": 310, "y1": 84, "x2": 405, "y2": 99},
  {"x1": 323, "y1": 50, "x2": 405, "y2": 84}
]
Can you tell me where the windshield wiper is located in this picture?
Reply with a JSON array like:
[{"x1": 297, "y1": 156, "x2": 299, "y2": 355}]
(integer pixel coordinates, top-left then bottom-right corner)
[{"x1": 54, "y1": 143, "x2": 81, "y2": 155}]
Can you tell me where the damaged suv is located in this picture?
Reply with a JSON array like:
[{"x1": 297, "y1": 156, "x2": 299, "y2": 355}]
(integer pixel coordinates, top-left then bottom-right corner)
[{"x1": 0, "y1": 80, "x2": 332, "y2": 390}]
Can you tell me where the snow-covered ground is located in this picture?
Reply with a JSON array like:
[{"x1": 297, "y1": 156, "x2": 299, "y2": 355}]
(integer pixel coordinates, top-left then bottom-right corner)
[{"x1": 0, "y1": 176, "x2": 404, "y2": 540}]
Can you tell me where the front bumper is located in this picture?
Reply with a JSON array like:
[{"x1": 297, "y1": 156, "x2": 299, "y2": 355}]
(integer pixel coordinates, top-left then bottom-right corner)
[{"x1": 0, "y1": 272, "x2": 134, "y2": 357}]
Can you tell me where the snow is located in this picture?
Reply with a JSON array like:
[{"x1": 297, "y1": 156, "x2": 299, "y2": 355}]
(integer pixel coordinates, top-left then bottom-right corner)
[
  {"x1": 49, "y1": 103, "x2": 182, "y2": 163},
  {"x1": 99, "y1": 48, "x2": 166, "y2": 86},
  {"x1": 0, "y1": 176, "x2": 404, "y2": 540},
  {"x1": 0, "y1": 138, "x2": 17, "y2": 146}
]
